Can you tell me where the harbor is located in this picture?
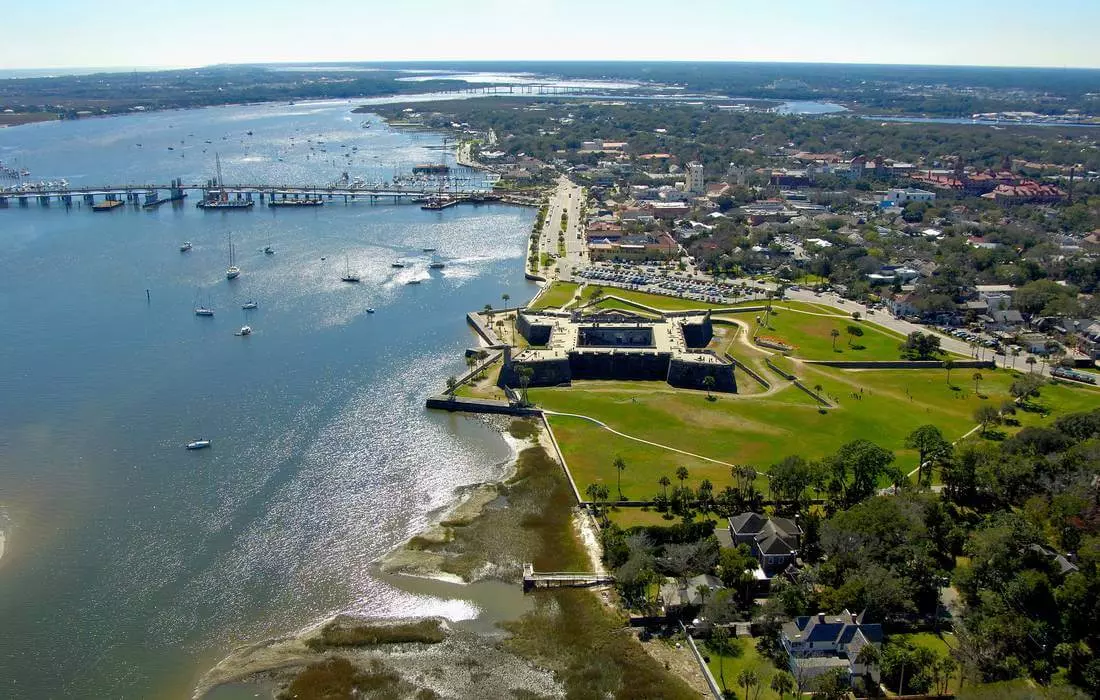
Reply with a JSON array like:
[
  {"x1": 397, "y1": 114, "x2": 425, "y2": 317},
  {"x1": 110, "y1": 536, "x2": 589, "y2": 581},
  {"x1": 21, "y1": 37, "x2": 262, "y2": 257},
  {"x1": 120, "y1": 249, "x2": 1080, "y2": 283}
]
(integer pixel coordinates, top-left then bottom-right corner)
[{"x1": 0, "y1": 97, "x2": 541, "y2": 699}]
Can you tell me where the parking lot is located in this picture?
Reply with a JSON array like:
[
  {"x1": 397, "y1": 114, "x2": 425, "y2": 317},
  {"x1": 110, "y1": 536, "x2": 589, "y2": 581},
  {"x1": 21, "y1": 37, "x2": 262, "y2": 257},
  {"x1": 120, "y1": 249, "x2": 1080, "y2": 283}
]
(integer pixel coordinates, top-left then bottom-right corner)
[{"x1": 573, "y1": 262, "x2": 774, "y2": 306}]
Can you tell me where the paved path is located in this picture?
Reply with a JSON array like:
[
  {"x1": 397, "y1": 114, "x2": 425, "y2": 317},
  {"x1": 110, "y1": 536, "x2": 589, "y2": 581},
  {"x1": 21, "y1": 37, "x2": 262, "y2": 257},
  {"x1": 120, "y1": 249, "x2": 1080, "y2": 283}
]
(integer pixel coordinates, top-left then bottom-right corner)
[{"x1": 543, "y1": 409, "x2": 768, "y2": 476}]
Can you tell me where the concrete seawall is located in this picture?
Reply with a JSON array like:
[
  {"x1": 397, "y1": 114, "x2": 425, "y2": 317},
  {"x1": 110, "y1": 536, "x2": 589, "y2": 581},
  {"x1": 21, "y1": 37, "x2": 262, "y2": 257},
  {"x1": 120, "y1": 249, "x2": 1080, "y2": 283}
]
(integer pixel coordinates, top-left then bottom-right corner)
[{"x1": 425, "y1": 395, "x2": 542, "y2": 416}]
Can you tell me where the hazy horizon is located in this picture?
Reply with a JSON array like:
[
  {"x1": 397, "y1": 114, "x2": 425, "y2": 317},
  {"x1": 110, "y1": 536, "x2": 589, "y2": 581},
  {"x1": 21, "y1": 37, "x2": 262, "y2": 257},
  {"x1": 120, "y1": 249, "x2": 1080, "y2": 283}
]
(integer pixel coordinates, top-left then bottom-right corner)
[{"x1": 2, "y1": 0, "x2": 1099, "y2": 70}]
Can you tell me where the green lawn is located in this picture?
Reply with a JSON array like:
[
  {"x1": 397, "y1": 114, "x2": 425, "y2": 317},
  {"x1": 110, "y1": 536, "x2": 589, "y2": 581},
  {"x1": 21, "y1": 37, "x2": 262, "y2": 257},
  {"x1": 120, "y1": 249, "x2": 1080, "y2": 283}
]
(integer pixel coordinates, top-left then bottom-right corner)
[
  {"x1": 577, "y1": 286, "x2": 758, "y2": 312},
  {"x1": 453, "y1": 359, "x2": 507, "y2": 400},
  {"x1": 705, "y1": 637, "x2": 785, "y2": 700},
  {"x1": 751, "y1": 305, "x2": 911, "y2": 361},
  {"x1": 591, "y1": 298, "x2": 662, "y2": 316},
  {"x1": 528, "y1": 281, "x2": 579, "y2": 310},
  {"x1": 533, "y1": 368, "x2": 1100, "y2": 499}
]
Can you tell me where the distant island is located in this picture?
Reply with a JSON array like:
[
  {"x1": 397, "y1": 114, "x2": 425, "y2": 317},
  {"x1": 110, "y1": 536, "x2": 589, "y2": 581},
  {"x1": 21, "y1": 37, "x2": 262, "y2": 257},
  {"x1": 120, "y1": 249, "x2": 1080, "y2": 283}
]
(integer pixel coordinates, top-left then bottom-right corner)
[{"x1": 2, "y1": 62, "x2": 1099, "y2": 127}]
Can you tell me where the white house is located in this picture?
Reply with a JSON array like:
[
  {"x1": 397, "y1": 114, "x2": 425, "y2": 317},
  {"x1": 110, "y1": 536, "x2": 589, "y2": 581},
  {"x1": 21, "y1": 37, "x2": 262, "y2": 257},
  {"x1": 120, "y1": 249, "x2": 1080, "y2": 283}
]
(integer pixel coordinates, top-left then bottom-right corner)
[{"x1": 884, "y1": 188, "x2": 936, "y2": 204}]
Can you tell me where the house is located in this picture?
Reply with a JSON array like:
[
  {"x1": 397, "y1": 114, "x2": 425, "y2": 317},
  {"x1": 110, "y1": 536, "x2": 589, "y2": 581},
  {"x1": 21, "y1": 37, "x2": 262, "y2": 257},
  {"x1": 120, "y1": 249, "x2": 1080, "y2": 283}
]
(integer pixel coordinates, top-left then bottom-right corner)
[
  {"x1": 886, "y1": 292, "x2": 919, "y2": 319},
  {"x1": 883, "y1": 188, "x2": 936, "y2": 205},
  {"x1": 782, "y1": 610, "x2": 883, "y2": 685},
  {"x1": 1028, "y1": 544, "x2": 1079, "y2": 575},
  {"x1": 728, "y1": 512, "x2": 801, "y2": 576},
  {"x1": 659, "y1": 574, "x2": 724, "y2": 614},
  {"x1": 979, "y1": 291, "x2": 1013, "y2": 312},
  {"x1": 981, "y1": 181, "x2": 1066, "y2": 205},
  {"x1": 983, "y1": 308, "x2": 1025, "y2": 331}
]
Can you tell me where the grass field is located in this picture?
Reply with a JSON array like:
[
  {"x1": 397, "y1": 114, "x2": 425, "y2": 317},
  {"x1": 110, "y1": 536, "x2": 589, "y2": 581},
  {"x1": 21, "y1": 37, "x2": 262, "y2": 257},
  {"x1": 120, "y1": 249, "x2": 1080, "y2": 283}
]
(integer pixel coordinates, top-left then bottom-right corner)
[
  {"x1": 750, "y1": 305, "x2": 910, "y2": 361},
  {"x1": 576, "y1": 285, "x2": 761, "y2": 312},
  {"x1": 453, "y1": 359, "x2": 508, "y2": 400},
  {"x1": 533, "y1": 367, "x2": 1100, "y2": 499},
  {"x1": 529, "y1": 281, "x2": 579, "y2": 310},
  {"x1": 706, "y1": 638, "x2": 785, "y2": 700}
]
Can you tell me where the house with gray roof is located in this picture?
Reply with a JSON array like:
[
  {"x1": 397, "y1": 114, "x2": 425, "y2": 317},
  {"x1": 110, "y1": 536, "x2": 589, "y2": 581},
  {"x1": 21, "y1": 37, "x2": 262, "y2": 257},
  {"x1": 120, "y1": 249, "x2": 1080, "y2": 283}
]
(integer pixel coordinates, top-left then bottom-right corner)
[
  {"x1": 728, "y1": 512, "x2": 802, "y2": 576},
  {"x1": 658, "y1": 574, "x2": 724, "y2": 614},
  {"x1": 782, "y1": 610, "x2": 883, "y2": 685}
]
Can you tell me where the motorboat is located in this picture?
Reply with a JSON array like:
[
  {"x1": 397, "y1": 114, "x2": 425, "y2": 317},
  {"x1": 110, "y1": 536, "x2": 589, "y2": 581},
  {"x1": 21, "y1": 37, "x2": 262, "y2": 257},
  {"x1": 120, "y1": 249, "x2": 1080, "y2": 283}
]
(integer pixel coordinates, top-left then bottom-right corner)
[
  {"x1": 195, "y1": 306, "x2": 214, "y2": 316},
  {"x1": 263, "y1": 246, "x2": 275, "y2": 255},
  {"x1": 237, "y1": 325, "x2": 252, "y2": 336},
  {"x1": 186, "y1": 440, "x2": 211, "y2": 450},
  {"x1": 366, "y1": 307, "x2": 375, "y2": 314},
  {"x1": 391, "y1": 261, "x2": 406, "y2": 268},
  {"x1": 428, "y1": 262, "x2": 445, "y2": 270},
  {"x1": 242, "y1": 301, "x2": 258, "y2": 310},
  {"x1": 405, "y1": 279, "x2": 422, "y2": 285},
  {"x1": 180, "y1": 242, "x2": 193, "y2": 252},
  {"x1": 422, "y1": 247, "x2": 437, "y2": 252}
]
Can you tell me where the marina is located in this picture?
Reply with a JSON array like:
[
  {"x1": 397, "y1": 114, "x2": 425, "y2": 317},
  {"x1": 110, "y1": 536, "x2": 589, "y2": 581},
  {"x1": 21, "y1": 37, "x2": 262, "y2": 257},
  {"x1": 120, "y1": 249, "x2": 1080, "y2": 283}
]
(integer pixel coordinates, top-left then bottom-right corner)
[{"x1": 0, "y1": 98, "x2": 539, "y2": 699}]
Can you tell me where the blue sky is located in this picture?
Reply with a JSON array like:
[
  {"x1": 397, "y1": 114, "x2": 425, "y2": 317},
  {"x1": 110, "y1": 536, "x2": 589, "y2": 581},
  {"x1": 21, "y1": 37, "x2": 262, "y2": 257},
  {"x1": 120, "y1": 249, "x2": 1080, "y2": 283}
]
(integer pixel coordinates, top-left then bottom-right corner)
[{"x1": 2, "y1": 0, "x2": 1099, "y2": 69}]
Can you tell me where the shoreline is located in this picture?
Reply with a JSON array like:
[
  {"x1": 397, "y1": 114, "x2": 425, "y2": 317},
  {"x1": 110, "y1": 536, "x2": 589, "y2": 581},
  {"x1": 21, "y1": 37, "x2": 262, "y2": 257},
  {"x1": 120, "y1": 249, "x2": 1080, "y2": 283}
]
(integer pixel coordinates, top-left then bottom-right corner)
[{"x1": 193, "y1": 417, "x2": 553, "y2": 698}]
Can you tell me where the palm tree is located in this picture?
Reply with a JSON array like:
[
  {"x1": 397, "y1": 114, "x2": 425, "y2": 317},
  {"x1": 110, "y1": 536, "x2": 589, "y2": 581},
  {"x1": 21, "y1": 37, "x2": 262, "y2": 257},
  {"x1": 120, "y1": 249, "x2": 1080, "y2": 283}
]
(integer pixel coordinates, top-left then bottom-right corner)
[
  {"x1": 584, "y1": 482, "x2": 602, "y2": 505},
  {"x1": 695, "y1": 583, "x2": 712, "y2": 607},
  {"x1": 702, "y1": 374, "x2": 716, "y2": 399},
  {"x1": 972, "y1": 371, "x2": 983, "y2": 395},
  {"x1": 1010, "y1": 347, "x2": 1020, "y2": 369},
  {"x1": 829, "y1": 328, "x2": 840, "y2": 351},
  {"x1": 445, "y1": 375, "x2": 458, "y2": 400},
  {"x1": 483, "y1": 303, "x2": 492, "y2": 314},
  {"x1": 614, "y1": 455, "x2": 627, "y2": 501},
  {"x1": 675, "y1": 465, "x2": 689, "y2": 491},
  {"x1": 813, "y1": 383, "x2": 824, "y2": 395},
  {"x1": 516, "y1": 365, "x2": 534, "y2": 406},
  {"x1": 658, "y1": 475, "x2": 671, "y2": 500},
  {"x1": 502, "y1": 293, "x2": 513, "y2": 342},
  {"x1": 770, "y1": 671, "x2": 795, "y2": 699},
  {"x1": 944, "y1": 358, "x2": 956, "y2": 386},
  {"x1": 737, "y1": 669, "x2": 759, "y2": 700},
  {"x1": 1026, "y1": 355, "x2": 1037, "y2": 373}
]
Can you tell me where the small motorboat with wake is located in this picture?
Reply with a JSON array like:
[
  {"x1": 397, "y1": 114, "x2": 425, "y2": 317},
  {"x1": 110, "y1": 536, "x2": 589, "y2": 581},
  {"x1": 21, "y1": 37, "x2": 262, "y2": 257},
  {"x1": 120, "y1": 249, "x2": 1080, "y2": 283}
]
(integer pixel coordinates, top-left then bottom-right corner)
[
  {"x1": 236, "y1": 325, "x2": 252, "y2": 336},
  {"x1": 242, "y1": 301, "x2": 258, "y2": 310},
  {"x1": 180, "y1": 242, "x2": 193, "y2": 252},
  {"x1": 195, "y1": 306, "x2": 214, "y2": 317},
  {"x1": 186, "y1": 439, "x2": 211, "y2": 450}
]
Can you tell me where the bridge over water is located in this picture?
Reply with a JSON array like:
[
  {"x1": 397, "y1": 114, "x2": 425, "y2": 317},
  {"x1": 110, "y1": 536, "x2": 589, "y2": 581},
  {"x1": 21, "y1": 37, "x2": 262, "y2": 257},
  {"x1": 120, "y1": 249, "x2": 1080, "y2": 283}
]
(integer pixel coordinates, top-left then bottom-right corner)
[{"x1": 0, "y1": 180, "x2": 503, "y2": 209}]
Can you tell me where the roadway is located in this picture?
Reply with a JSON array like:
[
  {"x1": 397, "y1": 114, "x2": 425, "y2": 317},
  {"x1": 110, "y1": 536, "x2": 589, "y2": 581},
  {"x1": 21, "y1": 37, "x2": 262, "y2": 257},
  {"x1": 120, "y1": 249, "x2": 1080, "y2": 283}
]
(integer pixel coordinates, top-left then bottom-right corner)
[{"x1": 537, "y1": 176, "x2": 587, "y2": 281}]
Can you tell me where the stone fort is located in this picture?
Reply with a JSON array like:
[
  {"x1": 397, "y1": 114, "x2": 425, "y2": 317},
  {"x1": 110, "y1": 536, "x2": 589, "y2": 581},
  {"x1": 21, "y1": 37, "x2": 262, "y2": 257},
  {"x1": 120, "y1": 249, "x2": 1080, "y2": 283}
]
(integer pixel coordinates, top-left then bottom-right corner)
[{"x1": 500, "y1": 308, "x2": 736, "y2": 392}]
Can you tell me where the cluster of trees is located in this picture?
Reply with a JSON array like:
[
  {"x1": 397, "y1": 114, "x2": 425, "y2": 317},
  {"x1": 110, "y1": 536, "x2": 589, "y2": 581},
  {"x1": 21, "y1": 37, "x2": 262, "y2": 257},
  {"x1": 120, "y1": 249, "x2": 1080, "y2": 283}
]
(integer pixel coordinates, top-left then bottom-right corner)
[
  {"x1": 602, "y1": 400, "x2": 1100, "y2": 697},
  {"x1": 391, "y1": 97, "x2": 1100, "y2": 176},
  {"x1": 899, "y1": 331, "x2": 945, "y2": 360}
]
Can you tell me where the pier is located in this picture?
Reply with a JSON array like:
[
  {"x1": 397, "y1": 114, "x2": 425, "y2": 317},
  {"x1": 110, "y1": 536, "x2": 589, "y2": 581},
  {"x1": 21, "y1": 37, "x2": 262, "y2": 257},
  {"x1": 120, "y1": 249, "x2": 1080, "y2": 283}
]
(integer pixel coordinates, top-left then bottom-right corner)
[
  {"x1": 522, "y1": 563, "x2": 614, "y2": 592},
  {"x1": 0, "y1": 180, "x2": 503, "y2": 209}
]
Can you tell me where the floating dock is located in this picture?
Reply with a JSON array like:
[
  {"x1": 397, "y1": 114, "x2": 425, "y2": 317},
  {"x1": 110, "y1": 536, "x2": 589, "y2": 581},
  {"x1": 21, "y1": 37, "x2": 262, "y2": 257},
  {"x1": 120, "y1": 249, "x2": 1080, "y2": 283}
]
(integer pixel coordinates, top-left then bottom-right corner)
[{"x1": 92, "y1": 199, "x2": 125, "y2": 212}]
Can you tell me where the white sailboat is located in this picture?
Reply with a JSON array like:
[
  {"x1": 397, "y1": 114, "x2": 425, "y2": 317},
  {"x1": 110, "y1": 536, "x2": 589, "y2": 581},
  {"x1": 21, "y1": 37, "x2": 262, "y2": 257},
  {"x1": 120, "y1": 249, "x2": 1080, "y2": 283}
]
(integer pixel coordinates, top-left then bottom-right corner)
[
  {"x1": 226, "y1": 233, "x2": 241, "y2": 280},
  {"x1": 340, "y1": 255, "x2": 360, "y2": 283}
]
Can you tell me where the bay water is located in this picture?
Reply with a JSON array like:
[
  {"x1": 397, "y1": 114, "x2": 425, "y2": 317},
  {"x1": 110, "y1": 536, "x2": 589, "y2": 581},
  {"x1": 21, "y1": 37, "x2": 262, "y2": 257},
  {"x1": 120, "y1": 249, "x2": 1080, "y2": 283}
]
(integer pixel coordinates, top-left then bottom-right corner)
[{"x1": 0, "y1": 101, "x2": 537, "y2": 697}]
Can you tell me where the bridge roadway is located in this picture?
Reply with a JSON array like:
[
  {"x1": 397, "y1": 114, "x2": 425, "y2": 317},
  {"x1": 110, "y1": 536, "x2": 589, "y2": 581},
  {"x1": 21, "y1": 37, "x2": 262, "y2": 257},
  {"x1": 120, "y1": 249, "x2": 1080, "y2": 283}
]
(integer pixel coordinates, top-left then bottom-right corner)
[{"x1": 0, "y1": 182, "x2": 494, "y2": 201}]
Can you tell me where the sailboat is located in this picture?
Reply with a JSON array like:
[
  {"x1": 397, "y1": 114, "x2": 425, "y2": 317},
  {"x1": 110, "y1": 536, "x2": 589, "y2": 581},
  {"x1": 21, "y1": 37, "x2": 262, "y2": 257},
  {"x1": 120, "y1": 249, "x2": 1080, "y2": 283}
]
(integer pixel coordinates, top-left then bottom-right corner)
[
  {"x1": 226, "y1": 233, "x2": 241, "y2": 280},
  {"x1": 340, "y1": 255, "x2": 360, "y2": 283}
]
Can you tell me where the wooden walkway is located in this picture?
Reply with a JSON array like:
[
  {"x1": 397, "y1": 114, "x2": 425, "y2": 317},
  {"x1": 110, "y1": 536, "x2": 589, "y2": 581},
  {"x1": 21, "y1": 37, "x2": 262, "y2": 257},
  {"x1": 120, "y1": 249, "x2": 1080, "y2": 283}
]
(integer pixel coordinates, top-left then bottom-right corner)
[{"x1": 522, "y1": 563, "x2": 614, "y2": 592}]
